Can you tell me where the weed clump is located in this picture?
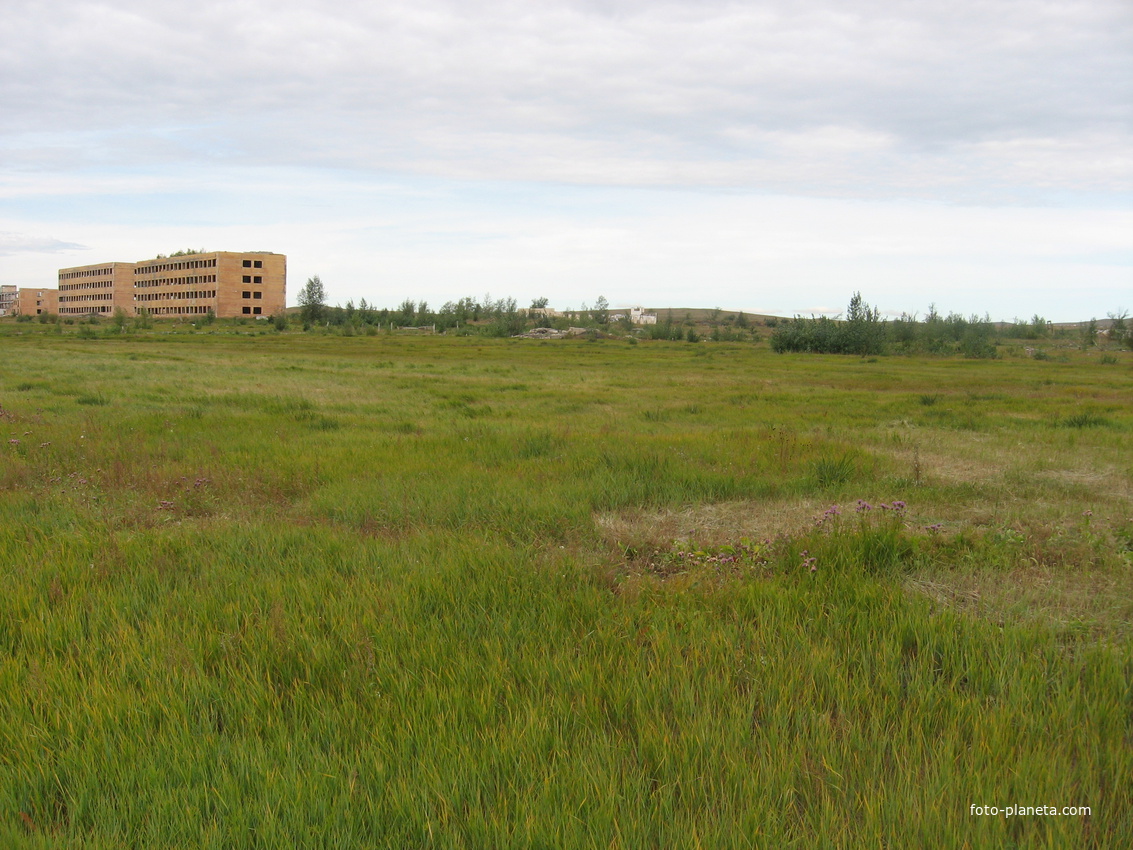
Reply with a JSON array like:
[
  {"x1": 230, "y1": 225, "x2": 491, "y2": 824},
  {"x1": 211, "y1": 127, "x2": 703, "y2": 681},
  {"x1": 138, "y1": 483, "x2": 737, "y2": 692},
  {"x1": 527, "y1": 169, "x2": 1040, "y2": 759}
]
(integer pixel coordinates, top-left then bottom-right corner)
[
  {"x1": 1059, "y1": 411, "x2": 1112, "y2": 429},
  {"x1": 811, "y1": 454, "x2": 856, "y2": 488}
]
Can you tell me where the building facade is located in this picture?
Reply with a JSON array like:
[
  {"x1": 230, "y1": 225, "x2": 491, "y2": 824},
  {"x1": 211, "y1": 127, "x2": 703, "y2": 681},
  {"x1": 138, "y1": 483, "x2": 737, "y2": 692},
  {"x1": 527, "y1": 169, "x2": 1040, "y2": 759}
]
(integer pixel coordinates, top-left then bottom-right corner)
[
  {"x1": 131, "y1": 251, "x2": 286, "y2": 319},
  {"x1": 57, "y1": 262, "x2": 135, "y2": 316},
  {"x1": 11, "y1": 251, "x2": 287, "y2": 320},
  {"x1": 0, "y1": 285, "x2": 15, "y2": 316},
  {"x1": 15, "y1": 288, "x2": 58, "y2": 316}
]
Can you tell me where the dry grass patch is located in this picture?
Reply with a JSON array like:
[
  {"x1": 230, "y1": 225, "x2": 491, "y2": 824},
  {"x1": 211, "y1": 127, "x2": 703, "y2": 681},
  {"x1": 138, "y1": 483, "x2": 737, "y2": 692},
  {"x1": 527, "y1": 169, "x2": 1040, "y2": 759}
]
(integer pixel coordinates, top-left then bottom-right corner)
[
  {"x1": 595, "y1": 497, "x2": 827, "y2": 550},
  {"x1": 905, "y1": 561, "x2": 1133, "y2": 642}
]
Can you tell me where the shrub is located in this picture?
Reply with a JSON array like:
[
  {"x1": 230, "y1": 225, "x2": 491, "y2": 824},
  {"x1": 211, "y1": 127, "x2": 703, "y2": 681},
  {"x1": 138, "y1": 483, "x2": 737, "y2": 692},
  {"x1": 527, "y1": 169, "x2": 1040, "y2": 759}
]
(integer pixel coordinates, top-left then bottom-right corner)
[
  {"x1": 1060, "y1": 412, "x2": 1111, "y2": 429},
  {"x1": 812, "y1": 454, "x2": 856, "y2": 487}
]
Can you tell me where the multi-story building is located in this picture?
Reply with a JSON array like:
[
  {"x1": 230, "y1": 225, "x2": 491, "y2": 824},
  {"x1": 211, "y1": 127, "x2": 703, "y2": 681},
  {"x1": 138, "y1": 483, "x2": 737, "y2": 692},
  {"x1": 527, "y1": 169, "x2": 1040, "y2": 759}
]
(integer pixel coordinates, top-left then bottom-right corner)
[
  {"x1": 15, "y1": 288, "x2": 58, "y2": 316},
  {"x1": 0, "y1": 285, "x2": 16, "y2": 316},
  {"x1": 131, "y1": 251, "x2": 286, "y2": 319},
  {"x1": 13, "y1": 251, "x2": 287, "y2": 320},
  {"x1": 57, "y1": 262, "x2": 135, "y2": 317}
]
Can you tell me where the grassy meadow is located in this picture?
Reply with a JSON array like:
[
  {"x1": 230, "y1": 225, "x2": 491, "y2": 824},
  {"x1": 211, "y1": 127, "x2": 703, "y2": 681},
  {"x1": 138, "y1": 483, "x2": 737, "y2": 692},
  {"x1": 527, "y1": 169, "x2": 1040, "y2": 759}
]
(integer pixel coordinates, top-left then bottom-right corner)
[{"x1": 1, "y1": 324, "x2": 1131, "y2": 847}]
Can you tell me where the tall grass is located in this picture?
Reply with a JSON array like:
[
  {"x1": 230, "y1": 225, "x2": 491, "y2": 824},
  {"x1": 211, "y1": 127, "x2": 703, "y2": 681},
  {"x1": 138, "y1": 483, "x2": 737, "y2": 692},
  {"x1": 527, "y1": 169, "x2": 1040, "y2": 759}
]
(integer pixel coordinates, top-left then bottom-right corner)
[{"x1": 0, "y1": 330, "x2": 1130, "y2": 846}]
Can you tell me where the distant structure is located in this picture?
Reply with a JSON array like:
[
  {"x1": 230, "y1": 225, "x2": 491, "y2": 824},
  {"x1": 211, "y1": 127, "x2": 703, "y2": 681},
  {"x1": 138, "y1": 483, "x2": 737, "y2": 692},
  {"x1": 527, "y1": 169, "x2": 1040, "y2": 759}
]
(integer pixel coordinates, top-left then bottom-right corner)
[
  {"x1": 12, "y1": 251, "x2": 286, "y2": 319},
  {"x1": 57, "y1": 262, "x2": 135, "y2": 317},
  {"x1": 16, "y1": 287, "x2": 58, "y2": 317},
  {"x1": 132, "y1": 251, "x2": 286, "y2": 319},
  {"x1": 528, "y1": 307, "x2": 562, "y2": 319},
  {"x1": 609, "y1": 306, "x2": 658, "y2": 325},
  {"x1": 0, "y1": 285, "x2": 15, "y2": 316}
]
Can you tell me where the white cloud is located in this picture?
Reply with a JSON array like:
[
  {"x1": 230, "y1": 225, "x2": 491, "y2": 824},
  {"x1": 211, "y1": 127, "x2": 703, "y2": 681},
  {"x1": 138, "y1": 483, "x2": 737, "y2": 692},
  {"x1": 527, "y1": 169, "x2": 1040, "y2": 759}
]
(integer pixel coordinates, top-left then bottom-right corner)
[
  {"x1": 3, "y1": 0, "x2": 1129, "y2": 196},
  {"x1": 1, "y1": 1, "x2": 1129, "y2": 319},
  {"x1": 0, "y1": 231, "x2": 85, "y2": 255}
]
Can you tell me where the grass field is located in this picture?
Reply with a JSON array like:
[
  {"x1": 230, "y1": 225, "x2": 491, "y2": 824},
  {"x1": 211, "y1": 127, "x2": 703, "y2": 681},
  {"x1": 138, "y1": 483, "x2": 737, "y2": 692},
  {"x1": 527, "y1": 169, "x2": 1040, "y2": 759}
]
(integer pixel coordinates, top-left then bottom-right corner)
[{"x1": 1, "y1": 325, "x2": 1131, "y2": 847}]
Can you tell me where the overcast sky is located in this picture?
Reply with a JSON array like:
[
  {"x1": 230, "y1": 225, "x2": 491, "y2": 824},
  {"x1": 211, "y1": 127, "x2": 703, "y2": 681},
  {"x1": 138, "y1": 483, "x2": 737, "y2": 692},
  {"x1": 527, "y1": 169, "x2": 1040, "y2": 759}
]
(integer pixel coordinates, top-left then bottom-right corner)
[{"x1": 2, "y1": 0, "x2": 1130, "y2": 319}]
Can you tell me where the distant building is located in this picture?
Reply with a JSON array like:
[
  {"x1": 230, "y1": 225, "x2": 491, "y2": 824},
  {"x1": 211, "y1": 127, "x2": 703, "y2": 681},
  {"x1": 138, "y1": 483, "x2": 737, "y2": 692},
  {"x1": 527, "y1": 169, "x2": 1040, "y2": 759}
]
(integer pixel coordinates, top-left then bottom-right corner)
[
  {"x1": 132, "y1": 251, "x2": 286, "y2": 319},
  {"x1": 10, "y1": 251, "x2": 287, "y2": 320},
  {"x1": 57, "y1": 261, "x2": 135, "y2": 317},
  {"x1": 609, "y1": 306, "x2": 657, "y2": 325},
  {"x1": 15, "y1": 288, "x2": 57, "y2": 316},
  {"x1": 0, "y1": 285, "x2": 15, "y2": 316}
]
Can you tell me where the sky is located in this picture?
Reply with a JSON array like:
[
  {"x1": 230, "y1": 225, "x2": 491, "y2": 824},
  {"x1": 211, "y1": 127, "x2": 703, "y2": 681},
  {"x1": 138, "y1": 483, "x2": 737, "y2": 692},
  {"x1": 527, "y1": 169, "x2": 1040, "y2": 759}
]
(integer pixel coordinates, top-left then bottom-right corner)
[{"x1": 2, "y1": 0, "x2": 1130, "y2": 320}]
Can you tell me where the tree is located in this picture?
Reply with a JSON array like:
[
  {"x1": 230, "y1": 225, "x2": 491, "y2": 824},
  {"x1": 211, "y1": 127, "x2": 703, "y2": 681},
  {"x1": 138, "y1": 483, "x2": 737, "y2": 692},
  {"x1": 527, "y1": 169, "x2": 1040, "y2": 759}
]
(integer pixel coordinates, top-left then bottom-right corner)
[
  {"x1": 530, "y1": 297, "x2": 549, "y2": 310},
  {"x1": 394, "y1": 299, "x2": 416, "y2": 326},
  {"x1": 1082, "y1": 318, "x2": 1098, "y2": 349},
  {"x1": 844, "y1": 291, "x2": 885, "y2": 355},
  {"x1": 298, "y1": 275, "x2": 327, "y2": 324},
  {"x1": 593, "y1": 295, "x2": 609, "y2": 325},
  {"x1": 1107, "y1": 310, "x2": 1128, "y2": 343}
]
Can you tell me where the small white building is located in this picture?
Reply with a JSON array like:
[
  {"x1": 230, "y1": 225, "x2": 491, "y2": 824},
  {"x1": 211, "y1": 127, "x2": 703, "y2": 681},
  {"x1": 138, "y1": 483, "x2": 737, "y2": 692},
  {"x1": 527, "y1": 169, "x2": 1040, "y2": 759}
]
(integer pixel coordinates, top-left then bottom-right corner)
[{"x1": 609, "y1": 305, "x2": 657, "y2": 325}]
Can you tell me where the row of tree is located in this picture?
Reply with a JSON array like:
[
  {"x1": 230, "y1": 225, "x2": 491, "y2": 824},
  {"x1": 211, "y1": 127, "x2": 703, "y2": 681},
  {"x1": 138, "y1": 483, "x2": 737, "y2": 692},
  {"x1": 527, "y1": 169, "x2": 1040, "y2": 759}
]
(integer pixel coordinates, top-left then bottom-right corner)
[
  {"x1": 295, "y1": 276, "x2": 1129, "y2": 355},
  {"x1": 770, "y1": 294, "x2": 1129, "y2": 357}
]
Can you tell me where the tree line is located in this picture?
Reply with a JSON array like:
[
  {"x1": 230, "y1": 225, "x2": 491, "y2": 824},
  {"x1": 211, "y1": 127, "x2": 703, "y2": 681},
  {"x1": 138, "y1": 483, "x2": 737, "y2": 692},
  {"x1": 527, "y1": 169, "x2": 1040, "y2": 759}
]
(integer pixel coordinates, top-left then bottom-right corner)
[{"x1": 293, "y1": 276, "x2": 1130, "y2": 355}]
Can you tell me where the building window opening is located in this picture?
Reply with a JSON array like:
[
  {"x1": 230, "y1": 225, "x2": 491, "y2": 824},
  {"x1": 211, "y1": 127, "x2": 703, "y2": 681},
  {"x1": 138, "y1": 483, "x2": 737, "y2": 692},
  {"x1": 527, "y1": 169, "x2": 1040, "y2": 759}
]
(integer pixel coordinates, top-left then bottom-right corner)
[
  {"x1": 243, "y1": 260, "x2": 252, "y2": 267},
  {"x1": 242, "y1": 275, "x2": 251, "y2": 283},
  {"x1": 253, "y1": 276, "x2": 262, "y2": 284},
  {"x1": 253, "y1": 291, "x2": 262, "y2": 299},
  {"x1": 253, "y1": 260, "x2": 263, "y2": 268},
  {"x1": 242, "y1": 291, "x2": 251, "y2": 299},
  {"x1": 242, "y1": 306, "x2": 251, "y2": 314}
]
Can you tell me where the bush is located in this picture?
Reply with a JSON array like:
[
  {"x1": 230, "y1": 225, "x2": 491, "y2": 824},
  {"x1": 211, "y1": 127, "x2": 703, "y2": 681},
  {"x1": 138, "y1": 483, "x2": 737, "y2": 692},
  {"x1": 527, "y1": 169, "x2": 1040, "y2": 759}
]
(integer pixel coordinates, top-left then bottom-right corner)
[
  {"x1": 812, "y1": 454, "x2": 856, "y2": 487},
  {"x1": 1060, "y1": 412, "x2": 1111, "y2": 429},
  {"x1": 770, "y1": 293, "x2": 885, "y2": 355}
]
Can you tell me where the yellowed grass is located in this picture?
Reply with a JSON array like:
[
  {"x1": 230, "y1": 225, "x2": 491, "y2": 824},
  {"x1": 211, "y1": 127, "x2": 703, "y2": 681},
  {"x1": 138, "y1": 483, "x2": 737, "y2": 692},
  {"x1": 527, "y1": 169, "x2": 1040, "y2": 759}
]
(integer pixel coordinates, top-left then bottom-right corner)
[
  {"x1": 595, "y1": 497, "x2": 826, "y2": 549},
  {"x1": 905, "y1": 562, "x2": 1133, "y2": 641}
]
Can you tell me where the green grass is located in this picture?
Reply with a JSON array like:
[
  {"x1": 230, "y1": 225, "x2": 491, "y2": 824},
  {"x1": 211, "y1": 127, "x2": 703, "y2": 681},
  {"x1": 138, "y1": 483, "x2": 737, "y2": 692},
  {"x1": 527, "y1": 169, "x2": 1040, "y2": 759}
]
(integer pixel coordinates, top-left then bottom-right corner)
[{"x1": 1, "y1": 327, "x2": 1131, "y2": 847}]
